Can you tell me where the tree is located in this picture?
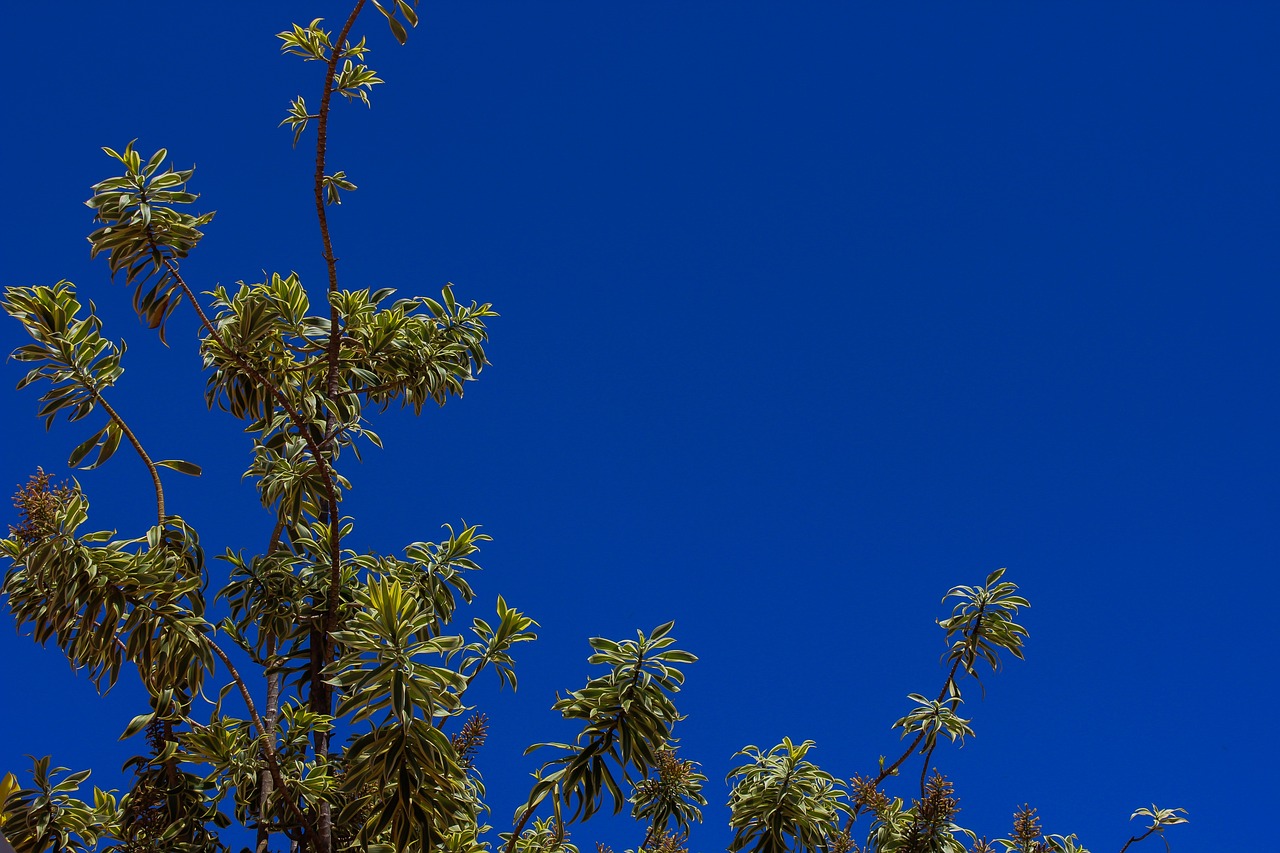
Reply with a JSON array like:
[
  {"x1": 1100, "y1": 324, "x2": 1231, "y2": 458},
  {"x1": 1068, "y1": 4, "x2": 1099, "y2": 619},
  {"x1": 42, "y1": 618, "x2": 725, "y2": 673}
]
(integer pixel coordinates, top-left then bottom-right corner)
[{"x1": 0, "y1": 5, "x2": 1186, "y2": 853}]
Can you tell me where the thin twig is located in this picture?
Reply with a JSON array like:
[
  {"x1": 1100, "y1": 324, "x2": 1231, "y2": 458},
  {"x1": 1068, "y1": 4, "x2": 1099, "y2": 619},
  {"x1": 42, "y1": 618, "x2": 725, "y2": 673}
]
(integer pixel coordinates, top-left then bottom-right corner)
[
  {"x1": 1118, "y1": 826, "x2": 1163, "y2": 853},
  {"x1": 919, "y1": 743, "x2": 937, "y2": 798}
]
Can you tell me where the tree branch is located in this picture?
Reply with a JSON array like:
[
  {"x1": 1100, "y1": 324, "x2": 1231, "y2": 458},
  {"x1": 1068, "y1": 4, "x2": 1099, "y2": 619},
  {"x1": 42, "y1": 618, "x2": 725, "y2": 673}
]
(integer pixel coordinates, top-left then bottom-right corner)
[
  {"x1": 257, "y1": 633, "x2": 281, "y2": 853},
  {"x1": 1118, "y1": 825, "x2": 1168, "y2": 853},
  {"x1": 92, "y1": 393, "x2": 165, "y2": 525},
  {"x1": 872, "y1": 605, "x2": 985, "y2": 789},
  {"x1": 156, "y1": 255, "x2": 342, "y2": 852},
  {"x1": 61, "y1": 361, "x2": 166, "y2": 526},
  {"x1": 204, "y1": 634, "x2": 318, "y2": 846},
  {"x1": 316, "y1": 0, "x2": 368, "y2": 636},
  {"x1": 160, "y1": 258, "x2": 344, "y2": 581},
  {"x1": 315, "y1": 0, "x2": 368, "y2": 302},
  {"x1": 919, "y1": 742, "x2": 937, "y2": 798},
  {"x1": 308, "y1": 8, "x2": 367, "y2": 850},
  {"x1": 507, "y1": 647, "x2": 652, "y2": 853}
]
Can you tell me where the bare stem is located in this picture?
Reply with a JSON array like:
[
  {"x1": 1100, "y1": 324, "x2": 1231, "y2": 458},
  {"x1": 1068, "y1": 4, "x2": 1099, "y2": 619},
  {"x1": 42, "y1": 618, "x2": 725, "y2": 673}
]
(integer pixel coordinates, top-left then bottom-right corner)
[
  {"x1": 257, "y1": 634, "x2": 281, "y2": 853},
  {"x1": 315, "y1": 0, "x2": 368, "y2": 301},
  {"x1": 507, "y1": 807, "x2": 536, "y2": 853},
  {"x1": 918, "y1": 743, "x2": 938, "y2": 798}
]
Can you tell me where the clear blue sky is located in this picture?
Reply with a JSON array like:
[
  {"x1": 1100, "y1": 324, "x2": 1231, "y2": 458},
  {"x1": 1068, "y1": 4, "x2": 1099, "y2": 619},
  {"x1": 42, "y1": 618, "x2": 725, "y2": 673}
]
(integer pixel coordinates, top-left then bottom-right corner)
[{"x1": 2, "y1": 3, "x2": 1276, "y2": 851}]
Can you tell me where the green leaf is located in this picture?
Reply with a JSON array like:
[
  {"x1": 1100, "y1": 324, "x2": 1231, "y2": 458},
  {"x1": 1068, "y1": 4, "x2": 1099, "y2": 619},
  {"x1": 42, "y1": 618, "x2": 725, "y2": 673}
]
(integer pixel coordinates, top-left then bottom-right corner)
[
  {"x1": 82, "y1": 422, "x2": 123, "y2": 469},
  {"x1": 156, "y1": 459, "x2": 202, "y2": 476},
  {"x1": 67, "y1": 426, "x2": 107, "y2": 468},
  {"x1": 388, "y1": 15, "x2": 408, "y2": 45},
  {"x1": 397, "y1": 0, "x2": 419, "y2": 28},
  {"x1": 120, "y1": 713, "x2": 154, "y2": 740}
]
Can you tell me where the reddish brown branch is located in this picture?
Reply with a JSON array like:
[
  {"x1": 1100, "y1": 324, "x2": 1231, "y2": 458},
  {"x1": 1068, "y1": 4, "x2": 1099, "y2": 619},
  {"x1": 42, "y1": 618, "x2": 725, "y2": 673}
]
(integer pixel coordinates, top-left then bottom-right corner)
[
  {"x1": 1119, "y1": 826, "x2": 1168, "y2": 853},
  {"x1": 314, "y1": 0, "x2": 368, "y2": 302},
  {"x1": 307, "y1": 8, "x2": 367, "y2": 850},
  {"x1": 94, "y1": 394, "x2": 166, "y2": 525}
]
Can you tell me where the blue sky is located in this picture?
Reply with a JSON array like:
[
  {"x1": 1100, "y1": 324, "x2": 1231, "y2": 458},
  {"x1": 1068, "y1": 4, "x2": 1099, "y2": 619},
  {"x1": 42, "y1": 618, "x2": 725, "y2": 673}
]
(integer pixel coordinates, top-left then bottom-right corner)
[{"x1": 2, "y1": 2, "x2": 1277, "y2": 850}]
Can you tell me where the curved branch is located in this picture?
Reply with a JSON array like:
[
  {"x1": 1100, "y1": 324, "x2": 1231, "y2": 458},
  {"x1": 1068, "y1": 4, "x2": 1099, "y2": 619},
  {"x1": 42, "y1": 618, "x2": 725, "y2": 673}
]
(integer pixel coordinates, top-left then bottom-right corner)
[
  {"x1": 508, "y1": 808, "x2": 536, "y2": 853},
  {"x1": 310, "y1": 11, "x2": 368, "y2": 851},
  {"x1": 316, "y1": 0, "x2": 367, "y2": 628},
  {"x1": 314, "y1": 0, "x2": 368, "y2": 301},
  {"x1": 60, "y1": 352, "x2": 166, "y2": 525},
  {"x1": 92, "y1": 392, "x2": 165, "y2": 525},
  {"x1": 918, "y1": 743, "x2": 937, "y2": 798}
]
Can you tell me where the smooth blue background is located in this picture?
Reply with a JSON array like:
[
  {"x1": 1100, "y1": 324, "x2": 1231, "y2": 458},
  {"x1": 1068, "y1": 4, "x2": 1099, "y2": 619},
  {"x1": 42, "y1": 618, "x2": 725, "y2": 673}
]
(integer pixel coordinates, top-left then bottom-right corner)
[{"x1": 2, "y1": 3, "x2": 1276, "y2": 850}]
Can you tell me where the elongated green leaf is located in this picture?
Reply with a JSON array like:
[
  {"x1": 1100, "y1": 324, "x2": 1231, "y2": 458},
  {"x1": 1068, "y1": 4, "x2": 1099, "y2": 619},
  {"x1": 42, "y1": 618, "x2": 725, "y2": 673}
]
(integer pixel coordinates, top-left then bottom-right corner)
[
  {"x1": 82, "y1": 422, "x2": 122, "y2": 469},
  {"x1": 120, "y1": 713, "x2": 154, "y2": 740},
  {"x1": 397, "y1": 0, "x2": 419, "y2": 27},
  {"x1": 67, "y1": 426, "x2": 107, "y2": 468},
  {"x1": 156, "y1": 459, "x2": 202, "y2": 476},
  {"x1": 388, "y1": 15, "x2": 408, "y2": 44}
]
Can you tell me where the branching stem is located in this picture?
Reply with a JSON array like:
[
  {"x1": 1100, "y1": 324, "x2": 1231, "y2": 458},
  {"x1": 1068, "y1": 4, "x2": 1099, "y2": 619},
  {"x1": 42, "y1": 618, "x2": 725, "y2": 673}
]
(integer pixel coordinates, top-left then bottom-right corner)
[
  {"x1": 158, "y1": 259, "x2": 343, "y2": 575},
  {"x1": 506, "y1": 646, "x2": 652, "y2": 853},
  {"x1": 1119, "y1": 826, "x2": 1170, "y2": 853},
  {"x1": 204, "y1": 634, "x2": 318, "y2": 845},
  {"x1": 871, "y1": 604, "x2": 986, "y2": 789},
  {"x1": 843, "y1": 603, "x2": 994, "y2": 836},
  {"x1": 156, "y1": 254, "x2": 341, "y2": 852}
]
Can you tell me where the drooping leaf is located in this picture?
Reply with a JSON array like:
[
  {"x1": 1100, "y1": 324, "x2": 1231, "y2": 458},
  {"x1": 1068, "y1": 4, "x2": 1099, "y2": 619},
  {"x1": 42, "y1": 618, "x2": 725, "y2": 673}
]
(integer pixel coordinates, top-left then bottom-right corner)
[{"x1": 156, "y1": 459, "x2": 202, "y2": 477}]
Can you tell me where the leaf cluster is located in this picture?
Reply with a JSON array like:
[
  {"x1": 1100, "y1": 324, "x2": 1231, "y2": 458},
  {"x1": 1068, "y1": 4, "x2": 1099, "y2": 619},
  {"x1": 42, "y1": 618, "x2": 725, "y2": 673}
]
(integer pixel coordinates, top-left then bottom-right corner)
[
  {"x1": 85, "y1": 142, "x2": 213, "y2": 341},
  {"x1": 727, "y1": 739, "x2": 850, "y2": 853},
  {"x1": 522, "y1": 624, "x2": 697, "y2": 830}
]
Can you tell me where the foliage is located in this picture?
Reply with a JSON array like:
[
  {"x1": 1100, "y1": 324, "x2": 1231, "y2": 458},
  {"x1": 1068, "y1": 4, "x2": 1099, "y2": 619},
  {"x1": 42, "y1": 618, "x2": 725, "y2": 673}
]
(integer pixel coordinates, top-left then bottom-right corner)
[
  {"x1": 726, "y1": 739, "x2": 849, "y2": 853},
  {"x1": 0, "y1": 5, "x2": 1185, "y2": 853}
]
